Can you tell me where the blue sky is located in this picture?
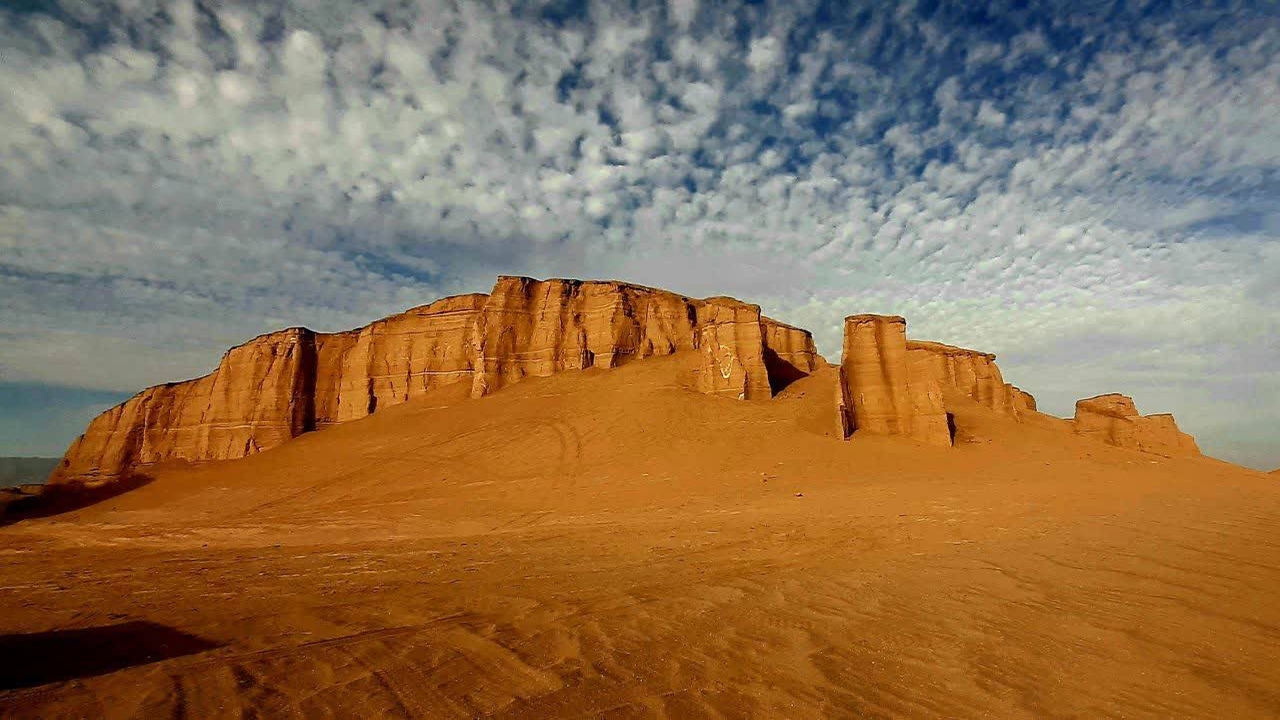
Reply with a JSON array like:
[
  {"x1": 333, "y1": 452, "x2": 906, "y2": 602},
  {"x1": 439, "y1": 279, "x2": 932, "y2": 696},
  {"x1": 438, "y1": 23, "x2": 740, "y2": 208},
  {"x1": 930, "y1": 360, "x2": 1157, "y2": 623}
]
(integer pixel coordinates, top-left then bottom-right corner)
[{"x1": 0, "y1": 0, "x2": 1277, "y2": 470}]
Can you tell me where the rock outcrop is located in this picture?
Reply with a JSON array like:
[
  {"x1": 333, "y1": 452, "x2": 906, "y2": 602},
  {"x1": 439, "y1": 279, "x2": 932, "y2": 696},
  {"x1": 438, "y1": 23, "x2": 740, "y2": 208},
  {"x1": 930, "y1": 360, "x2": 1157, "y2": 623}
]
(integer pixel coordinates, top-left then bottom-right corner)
[
  {"x1": 694, "y1": 298, "x2": 774, "y2": 400},
  {"x1": 53, "y1": 273, "x2": 1209, "y2": 485},
  {"x1": 906, "y1": 341, "x2": 1018, "y2": 416},
  {"x1": 314, "y1": 294, "x2": 487, "y2": 424},
  {"x1": 761, "y1": 317, "x2": 821, "y2": 393},
  {"x1": 52, "y1": 277, "x2": 819, "y2": 486},
  {"x1": 1072, "y1": 394, "x2": 1200, "y2": 458},
  {"x1": 836, "y1": 315, "x2": 951, "y2": 446},
  {"x1": 470, "y1": 277, "x2": 700, "y2": 398},
  {"x1": 1011, "y1": 387, "x2": 1037, "y2": 413},
  {"x1": 52, "y1": 295, "x2": 490, "y2": 487}
]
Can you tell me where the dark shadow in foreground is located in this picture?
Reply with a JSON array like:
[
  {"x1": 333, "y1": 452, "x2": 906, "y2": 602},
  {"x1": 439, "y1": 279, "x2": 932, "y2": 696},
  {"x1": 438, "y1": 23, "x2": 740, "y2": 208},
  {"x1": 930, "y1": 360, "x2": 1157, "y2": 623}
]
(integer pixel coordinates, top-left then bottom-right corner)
[
  {"x1": 0, "y1": 621, "x2": 222, "y2": 690},
  {"x1": 0, "y1": 474, "x2": 155, "y2": 527}
]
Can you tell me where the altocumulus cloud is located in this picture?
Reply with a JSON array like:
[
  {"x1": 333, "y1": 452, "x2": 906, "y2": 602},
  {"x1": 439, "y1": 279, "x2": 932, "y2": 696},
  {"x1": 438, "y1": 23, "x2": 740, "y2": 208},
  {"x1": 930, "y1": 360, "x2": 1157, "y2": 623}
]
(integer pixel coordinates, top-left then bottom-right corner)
[{"x1": 0, "y1": 0, "x2": 1277, "y2": 468}]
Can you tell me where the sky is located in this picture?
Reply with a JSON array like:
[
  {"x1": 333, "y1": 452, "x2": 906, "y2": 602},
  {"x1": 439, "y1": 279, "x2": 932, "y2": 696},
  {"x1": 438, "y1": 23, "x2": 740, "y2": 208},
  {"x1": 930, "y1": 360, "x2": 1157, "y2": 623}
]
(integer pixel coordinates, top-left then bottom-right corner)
[{"x1": 0, "y1": 0, "x2": 1276, "y2": 470}]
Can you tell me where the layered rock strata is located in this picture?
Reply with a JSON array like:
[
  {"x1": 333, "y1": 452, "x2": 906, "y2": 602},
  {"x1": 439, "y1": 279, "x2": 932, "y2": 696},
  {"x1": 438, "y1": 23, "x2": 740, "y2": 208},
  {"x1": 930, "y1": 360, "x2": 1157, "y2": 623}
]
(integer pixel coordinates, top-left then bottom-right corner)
[
  {"x1": 906, "y1": 341, "x2": 1019, "y2": 416},
  {"x1": 1073, "y1": 394, "x2": 1200, "y2": 458},
  {"x1": 836, "y1": 315, "x2": 951, "y2": 446},
  {"x1": 761, "y1": 317, "x2": 821, "y2": 393},
  {"x1": 470, "y1": 277, "x2": 699, "y2": 398},
  {"x1": 52, "y1": 277, "x2": 818, "y2": 485},
  {"x1": 1011, "y1": 387, "x2": 1037, "y2": 413},
  {"x1": 51, "y1": 295, "x2": 489, "y2": 486}
]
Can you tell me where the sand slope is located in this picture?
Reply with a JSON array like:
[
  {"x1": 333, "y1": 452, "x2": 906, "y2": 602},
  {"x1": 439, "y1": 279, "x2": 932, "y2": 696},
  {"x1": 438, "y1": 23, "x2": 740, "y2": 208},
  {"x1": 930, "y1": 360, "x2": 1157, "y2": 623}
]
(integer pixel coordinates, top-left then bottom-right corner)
[{"x1": 2, "y1": 353, "x2": 1278, "y2": 717}]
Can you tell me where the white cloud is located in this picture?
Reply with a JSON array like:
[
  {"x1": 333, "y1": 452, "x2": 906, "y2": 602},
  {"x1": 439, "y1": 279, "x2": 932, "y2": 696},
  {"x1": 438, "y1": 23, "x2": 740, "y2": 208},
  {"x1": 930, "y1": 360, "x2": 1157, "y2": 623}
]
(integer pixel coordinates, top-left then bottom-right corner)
[{"x1": 0, "y1": 0, "x2": 1276, "y2": 468}]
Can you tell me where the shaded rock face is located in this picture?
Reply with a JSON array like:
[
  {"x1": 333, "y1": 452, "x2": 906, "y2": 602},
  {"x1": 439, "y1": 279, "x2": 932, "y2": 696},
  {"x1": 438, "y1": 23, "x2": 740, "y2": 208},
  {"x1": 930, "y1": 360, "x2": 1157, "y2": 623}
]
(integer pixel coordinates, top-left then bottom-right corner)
[
  {"x1": 837, "y1": 315, "x2": 951, "y2": 446},
  {"x1": 54, "y1": 277, "x2": 818, "y2": 485},
  {"x1": 1073, "y1": 394, "x2": 1200, "y2": 458},
  {"x1": 761, "y1": 317, "x2": 820, "y2": 394}
]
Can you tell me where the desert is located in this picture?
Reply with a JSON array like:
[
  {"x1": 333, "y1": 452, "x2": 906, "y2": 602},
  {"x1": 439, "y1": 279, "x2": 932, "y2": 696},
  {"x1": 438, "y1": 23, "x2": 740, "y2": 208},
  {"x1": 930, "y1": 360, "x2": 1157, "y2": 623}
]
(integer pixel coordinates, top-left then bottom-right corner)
[
  {"x1": 2, "y1": 277, "x2": 1278, "y2": 717},
  {"x1": 3, "y1": 1, "x2": 1278, "y2": 717}
]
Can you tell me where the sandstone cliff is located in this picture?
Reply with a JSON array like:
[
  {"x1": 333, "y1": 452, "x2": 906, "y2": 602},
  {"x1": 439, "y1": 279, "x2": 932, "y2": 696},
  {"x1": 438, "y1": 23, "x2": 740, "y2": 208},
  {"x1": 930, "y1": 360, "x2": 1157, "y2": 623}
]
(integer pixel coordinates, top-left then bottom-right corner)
[
  {"x1": 1073, "y1": 394, "x2": 1200, "y2": 458},
  {"x1": 52, "y1": 277, "x2": 819, "y2": 486},
  {"x1": 470, "y1": 277, "x2": 700, "y2": 398},
  {"x1": 837, "y1": 315, "x2": 951, "y2": 446},
  {"x1": 1011, "y1": 387, "x2": 1037, "y2": 413},
  {"x1": 761, "y1": 317, "x2": 820, "y2": 393},
  {"x1": 313, "y1": 294, "x2": 487, "y2": 424},
  {"x1": 52, "y1": 295, "x2": 490, "y2": 486},
  {"x1": 906, "y1": 341, "x2": 1018, "y2": 416}
]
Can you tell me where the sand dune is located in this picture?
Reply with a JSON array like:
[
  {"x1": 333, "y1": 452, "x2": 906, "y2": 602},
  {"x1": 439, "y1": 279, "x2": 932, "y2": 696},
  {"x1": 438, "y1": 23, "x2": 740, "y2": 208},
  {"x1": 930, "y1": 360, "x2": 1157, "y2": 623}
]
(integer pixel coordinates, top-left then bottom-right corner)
[{"x1": 2, "y1": 354, "x2": 1278, "y2": 717}]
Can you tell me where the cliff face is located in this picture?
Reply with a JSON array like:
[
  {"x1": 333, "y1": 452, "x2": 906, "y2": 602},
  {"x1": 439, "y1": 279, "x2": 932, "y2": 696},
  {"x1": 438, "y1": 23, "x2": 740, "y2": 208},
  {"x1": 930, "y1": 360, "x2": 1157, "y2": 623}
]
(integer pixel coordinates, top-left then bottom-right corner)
[
  {"x1": 761, "y1": 317, "x2": 820, "y2": 393},
  {"x1": 469, "y1": 277, "x2": 700, "y2": 398},
  {"x1": 313, "y1": 294, "x2": 487, "y2": 424},
  {"x1": 693, "y1": 298, "x2": 774, "y2": 400},
  {"x1": 835, "y1": 323, "x2": 1201, "y2": 459},
  {"x1": 53, "y1": 277, "x2": 819, "y2": 486},
  {"x1": 1073, "y1": 394, "x2": 1200, "y2": 458},
  {"x1": 837, "y1": 315, "x2": 951, "y2": 446},
  {"x1": 1011, "y1": 387, "x2": 1037, "y2": 413},
  {"x1": 53, "y1": 274, "x2": 1208, "y2": 485},
  {"x1": 52, "y1": 295, "x2": 490, "y2": 486},
  {"x1": 906, "y1": 341, "x2": 1018, "y2": 417}
]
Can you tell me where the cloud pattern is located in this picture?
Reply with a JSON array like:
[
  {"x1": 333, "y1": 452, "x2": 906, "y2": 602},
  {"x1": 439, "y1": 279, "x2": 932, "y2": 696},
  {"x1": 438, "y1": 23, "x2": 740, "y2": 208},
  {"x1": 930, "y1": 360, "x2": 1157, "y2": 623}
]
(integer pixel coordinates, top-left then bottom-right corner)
[{"x1": 0, "y1": 0, "x2": 1276, "y2": 468}]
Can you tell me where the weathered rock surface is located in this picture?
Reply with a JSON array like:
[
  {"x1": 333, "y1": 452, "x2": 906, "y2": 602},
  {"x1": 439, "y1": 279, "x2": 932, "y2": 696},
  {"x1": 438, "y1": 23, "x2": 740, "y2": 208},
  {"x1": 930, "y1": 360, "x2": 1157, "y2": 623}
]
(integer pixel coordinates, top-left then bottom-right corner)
[
  {"x1": 53, "y1": 276, "x2": 818, "y2": 485},
  {"x1": 694, "y1": 298, "x2": 773, "y2": 400},
  {"x1": 1073, "y1": 394, "x2": 1200, "y2": 458},
  {"x1": 469, "y1": 277, "x2": 700, "y2": 398},
  {"x1": 837, "y1": 315, "x2": 951, "y2": 446},
  {"x1": 906, "y1": 341, "x2": 1017, "y2": 416},
  {"x1": 1011, "y1": 387, "x2": 1037, "y2": 413},
  {"x1": 52, "y1": 294, "x2": 491, "y2": 486},
  {"x1": 314, "y1": 294, "x2": 487, "y2": 424},
  {"x1": 761, "y1": 317, "x2": 820, "y2": 393}
]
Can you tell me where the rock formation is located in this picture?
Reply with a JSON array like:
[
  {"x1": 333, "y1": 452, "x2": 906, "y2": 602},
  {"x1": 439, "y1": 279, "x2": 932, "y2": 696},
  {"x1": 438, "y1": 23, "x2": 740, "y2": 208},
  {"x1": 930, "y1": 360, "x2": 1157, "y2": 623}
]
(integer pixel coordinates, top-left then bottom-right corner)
[
  {"x1": 52, "y1": 277, "x2": 819, "y2": 486},
  {"x1": 761, "y1": 317, "x2": 821, "y2": 393},
  {"x1": 694, "y1": 298, "x2": 775, "y2": 400},
  {"x1": 314, "y1": 294, "x2": 487, "y2": 424},
  {"x1": 469, "y1": 277, "x2": 701, "y2": 397},
  {"x1": 52, "y1": 273, "x2": 1208, "y2": 486},
  {"x1": 1011, "y1": 387, "x2": 1037, "y2": 413},
  {"x1": 1072, "y1": 394, "x2": 1200, "y2": 458},
  {"x1": 906, "y1": 341, "x2": 1018, "y2": 416},
  {"x1": 836, "y1": 315, "x2": 951, "y2": 446},
  {"x1": 52, "y1": 294, "x2": 490, "y2": 487},
  {"x1": 831, "y1": 318, "x2": 1201, "y2": 460}
]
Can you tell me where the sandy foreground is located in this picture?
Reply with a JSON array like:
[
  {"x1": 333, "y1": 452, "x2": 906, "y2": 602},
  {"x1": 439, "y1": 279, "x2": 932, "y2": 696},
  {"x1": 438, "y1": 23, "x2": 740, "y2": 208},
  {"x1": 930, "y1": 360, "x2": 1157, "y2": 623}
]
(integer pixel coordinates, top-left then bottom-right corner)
[{"x1": 2, "y1": 354, "x2": 1278, "y2": 718}]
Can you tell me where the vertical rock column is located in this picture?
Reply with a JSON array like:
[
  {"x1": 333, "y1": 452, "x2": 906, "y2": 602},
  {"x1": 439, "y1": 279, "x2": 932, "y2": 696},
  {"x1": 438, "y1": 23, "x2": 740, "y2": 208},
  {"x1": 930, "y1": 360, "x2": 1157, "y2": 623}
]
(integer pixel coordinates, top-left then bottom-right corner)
[
  {"x1": 694, "y1": 298, "x2": 773, "y2": 400},
  {"x1": 838, "y1": 315, "x2": 950, "y2": 446}
]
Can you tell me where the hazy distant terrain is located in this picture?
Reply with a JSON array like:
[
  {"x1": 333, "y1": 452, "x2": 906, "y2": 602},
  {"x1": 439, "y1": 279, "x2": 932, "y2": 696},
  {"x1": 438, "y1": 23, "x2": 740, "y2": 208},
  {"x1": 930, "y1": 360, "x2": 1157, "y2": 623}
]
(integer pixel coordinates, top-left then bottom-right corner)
[{"x1": 0, "y1": 458, "x2": 57, "y2": 486}]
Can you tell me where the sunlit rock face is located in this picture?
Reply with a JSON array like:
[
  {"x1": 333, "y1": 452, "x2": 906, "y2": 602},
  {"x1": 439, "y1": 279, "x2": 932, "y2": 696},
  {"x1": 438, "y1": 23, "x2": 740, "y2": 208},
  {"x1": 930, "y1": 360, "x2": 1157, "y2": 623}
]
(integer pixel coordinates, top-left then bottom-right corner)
[
  {"x1": 469, "y1": 277, "x2": 701, "y2": 398},
  {"x1": 837, "y1": 315, "x2": 951, "y2": 447},
  {"x1": 1073, "y1": 394, "x2": 1201, "y2": 458},
  {"x1": 905, "y1": 341, "x2": 1021, "y2": 417},
  {"x1": 51, "y1": 276, "x2": 818, "y2": 486}
]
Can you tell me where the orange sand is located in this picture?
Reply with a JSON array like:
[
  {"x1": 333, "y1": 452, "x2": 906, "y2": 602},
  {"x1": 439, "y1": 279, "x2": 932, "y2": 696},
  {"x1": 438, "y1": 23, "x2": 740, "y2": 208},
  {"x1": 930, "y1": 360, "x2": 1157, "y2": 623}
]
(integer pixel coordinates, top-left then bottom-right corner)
[{"x1": 2, "y1": 353, "x2": 1278, "y2": 717}]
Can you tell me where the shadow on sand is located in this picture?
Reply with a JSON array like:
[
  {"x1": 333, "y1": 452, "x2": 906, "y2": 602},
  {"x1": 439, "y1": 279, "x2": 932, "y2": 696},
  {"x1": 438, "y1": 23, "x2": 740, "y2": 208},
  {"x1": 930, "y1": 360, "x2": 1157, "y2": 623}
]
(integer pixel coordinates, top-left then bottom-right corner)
[
  {"x1": 763, "y1": 349, "x2": 810, "y2": 395},
  {"x1": 0, "y1": 621, "x2": 222, "y2": 689},
  {"x1": 0, "y1": 474, "x2": 155, "y2": 527}
]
